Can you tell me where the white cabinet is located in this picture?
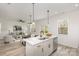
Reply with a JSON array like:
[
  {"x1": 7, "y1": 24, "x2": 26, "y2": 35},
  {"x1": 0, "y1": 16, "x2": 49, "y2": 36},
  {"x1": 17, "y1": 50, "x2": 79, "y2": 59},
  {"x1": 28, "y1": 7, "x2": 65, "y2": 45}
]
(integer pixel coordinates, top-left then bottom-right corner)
[
  {"x1": 26, "y1": 44, "x2": 34, "y2": 56},
  {"x1": 26, "y1": 37, "x2": 57, "y2": 56},
  {"x1": 43, "y1": 39, "x2": 53, "y2": 56},
  {"x1": 53, "y1": 37, "x2": 58, "y2": 51},
  {"x1": 26, "y1": 43, "x2": 43, "y2": 56},
  {"x1": 33, "y1": 44, "x2": 43, "y2": 56}
]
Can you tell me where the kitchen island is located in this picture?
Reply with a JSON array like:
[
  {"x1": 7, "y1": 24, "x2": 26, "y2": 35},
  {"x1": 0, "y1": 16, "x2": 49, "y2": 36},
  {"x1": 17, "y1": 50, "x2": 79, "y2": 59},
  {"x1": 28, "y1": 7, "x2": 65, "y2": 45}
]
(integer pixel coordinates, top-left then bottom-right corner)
[{"x1": 23, "y1": 35, "x2": 58, "y2": 56}]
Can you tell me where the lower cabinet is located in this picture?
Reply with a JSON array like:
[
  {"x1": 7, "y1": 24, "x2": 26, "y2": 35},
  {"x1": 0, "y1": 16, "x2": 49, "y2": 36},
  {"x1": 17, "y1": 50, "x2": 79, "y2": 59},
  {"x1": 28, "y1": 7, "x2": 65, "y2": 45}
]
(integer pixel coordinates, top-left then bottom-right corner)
[
  {"x1": 26, "y1": 43, "x2": 43, "y2": 56},
  {"x1": 43, "y1": 39, "x2": 53, "y2": 56},
  {"x1": 53, "y1": 37, "x2": 58, "y2": 51},
  {"x1": 26, "y1": 38, "x2": 54, "y2": 56},
  {"x1": 32, "y1": 45, "x2": 44, "y2": 56}
]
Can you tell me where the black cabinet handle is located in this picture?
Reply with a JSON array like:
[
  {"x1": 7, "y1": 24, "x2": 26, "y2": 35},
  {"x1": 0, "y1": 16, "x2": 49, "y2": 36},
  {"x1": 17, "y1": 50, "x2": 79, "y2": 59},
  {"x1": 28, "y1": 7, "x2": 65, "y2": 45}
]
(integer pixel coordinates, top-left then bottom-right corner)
[
  {"x1": 42, "y1": 48, "x2": 44, "y2": 52},
  {"x1": 48, "y1": 44, "x2": 50, "y2": 48}
]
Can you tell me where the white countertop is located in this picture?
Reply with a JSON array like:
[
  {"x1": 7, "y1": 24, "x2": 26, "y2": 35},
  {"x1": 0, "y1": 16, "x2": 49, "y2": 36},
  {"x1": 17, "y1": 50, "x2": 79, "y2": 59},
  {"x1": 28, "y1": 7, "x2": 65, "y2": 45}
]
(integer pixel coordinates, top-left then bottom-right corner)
[{"x1": 23, "y1": 35, "x2": 57, "y2": 46}]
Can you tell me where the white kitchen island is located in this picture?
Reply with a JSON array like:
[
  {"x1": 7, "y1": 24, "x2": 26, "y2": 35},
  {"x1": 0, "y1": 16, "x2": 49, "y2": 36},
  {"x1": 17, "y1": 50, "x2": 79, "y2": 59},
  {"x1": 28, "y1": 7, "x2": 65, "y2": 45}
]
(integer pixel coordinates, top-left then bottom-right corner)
[{"x1": 23, "y1": 36, "x2": 58, "y2": 56}]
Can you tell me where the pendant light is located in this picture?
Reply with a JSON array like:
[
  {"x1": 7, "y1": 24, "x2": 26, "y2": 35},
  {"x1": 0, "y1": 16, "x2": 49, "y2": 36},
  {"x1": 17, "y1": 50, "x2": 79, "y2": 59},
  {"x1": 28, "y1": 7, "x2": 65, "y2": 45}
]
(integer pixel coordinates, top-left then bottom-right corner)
[
  {"x1": 47, "y1": 10, "x2": 49, "y2": 24},
  {"x1": 44, "y1": 10, "x2": 50, "y2": 34},
  {"x1": 28, "y1": 15, "x2": 32, "y2": 24},
  {"x1": 31, "y1": 3, "x2": 36, "y2": 33},
  {"x1": 32, "y1": 3, "x2": 35, "y2": 25},
  {"x1": 28, "y1": 15, "x2": 32, "y2": 34}
]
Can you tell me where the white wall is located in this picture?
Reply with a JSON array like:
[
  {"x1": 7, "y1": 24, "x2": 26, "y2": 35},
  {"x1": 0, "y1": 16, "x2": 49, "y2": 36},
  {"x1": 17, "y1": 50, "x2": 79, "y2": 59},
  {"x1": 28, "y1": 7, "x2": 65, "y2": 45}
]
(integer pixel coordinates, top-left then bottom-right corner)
[
  {"x1": 0, "y1": 18, "x2": 28, "y2": 39},
  {"x1": 36, "y1": 9, "x2": 79, "y2": 48}
]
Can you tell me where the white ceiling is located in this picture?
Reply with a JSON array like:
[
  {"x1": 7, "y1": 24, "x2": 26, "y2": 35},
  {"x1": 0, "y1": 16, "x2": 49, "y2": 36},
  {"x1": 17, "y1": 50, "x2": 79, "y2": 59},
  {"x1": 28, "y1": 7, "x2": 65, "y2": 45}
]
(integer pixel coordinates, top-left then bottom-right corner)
[{"x1": 0, "y1": 3, "x2": 79, "y2": 21}]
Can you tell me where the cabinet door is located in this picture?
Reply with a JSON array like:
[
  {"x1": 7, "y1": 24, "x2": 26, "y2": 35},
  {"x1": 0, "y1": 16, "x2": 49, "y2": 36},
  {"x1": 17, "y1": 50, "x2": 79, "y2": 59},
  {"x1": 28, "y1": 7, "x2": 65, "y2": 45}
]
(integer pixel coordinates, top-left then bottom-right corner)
[
  {"x1": 26, "y1": 43, "x2": 34, "y2": 56},
  {"x1": 43, "y1": 39, "x2": 53, "y2": 56},
  {"x1": 49, "y1": 39, "x2": 53, "y2": 54},
  {"x1": 53, "y1": 37, "x2": 58, "y2": 51},
  {"x1": 33, "y1": 44, "x2": 43, "y2": 56},
  {"x1": 26, "y1": 43, "x2": 43, "y2": 56}
]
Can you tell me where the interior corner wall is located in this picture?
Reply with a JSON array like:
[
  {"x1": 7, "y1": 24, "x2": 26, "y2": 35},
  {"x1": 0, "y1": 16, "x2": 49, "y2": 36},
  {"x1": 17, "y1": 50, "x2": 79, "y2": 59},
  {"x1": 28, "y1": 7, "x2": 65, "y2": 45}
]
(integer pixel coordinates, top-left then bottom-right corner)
[{"x1": 36, "y1": 10, "x2": 79, "y2": 48}]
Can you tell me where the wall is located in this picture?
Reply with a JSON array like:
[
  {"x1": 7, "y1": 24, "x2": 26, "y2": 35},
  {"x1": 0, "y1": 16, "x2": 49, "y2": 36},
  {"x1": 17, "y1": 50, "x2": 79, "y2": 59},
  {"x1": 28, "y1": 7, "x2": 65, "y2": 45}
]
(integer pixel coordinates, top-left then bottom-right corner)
[
  {"x1": 0, "y1": 18, "x2": 28, "y2": 39},
  {"x1": 36, "y1": 9, "x2": 79, "y2": 48}
]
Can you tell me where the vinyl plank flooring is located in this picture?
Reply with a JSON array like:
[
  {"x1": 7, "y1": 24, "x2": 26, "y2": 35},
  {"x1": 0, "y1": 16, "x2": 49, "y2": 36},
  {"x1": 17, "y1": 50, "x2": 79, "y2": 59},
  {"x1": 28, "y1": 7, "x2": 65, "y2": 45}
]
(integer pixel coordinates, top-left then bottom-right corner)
[{"x1": 51, "y1": 45, "x2": 79, "y2": 56}]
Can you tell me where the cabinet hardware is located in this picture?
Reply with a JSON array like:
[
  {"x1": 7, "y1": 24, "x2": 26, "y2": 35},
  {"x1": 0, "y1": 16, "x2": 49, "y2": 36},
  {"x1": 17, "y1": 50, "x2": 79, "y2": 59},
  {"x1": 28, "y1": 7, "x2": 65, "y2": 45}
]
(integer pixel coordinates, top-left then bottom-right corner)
[
  {"x1": 48, "y1": 44, "x2": 50, "y2": 48},
  {"x1": 42, "y1": 48, "x2": 43, "y2": 52}
]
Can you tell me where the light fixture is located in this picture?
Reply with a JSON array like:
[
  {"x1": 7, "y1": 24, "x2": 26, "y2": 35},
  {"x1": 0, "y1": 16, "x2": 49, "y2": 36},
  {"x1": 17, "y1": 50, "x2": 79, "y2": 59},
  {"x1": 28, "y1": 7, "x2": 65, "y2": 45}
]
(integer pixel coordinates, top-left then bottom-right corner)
[
  {"x1": 18, "y1": 19, "x2": 25, "y2": 23},
  {"x1": 7, "y1": 3, "x2": 11, "y2": 5},
  {"x1": 47, "y1": 10, "x2": 49, "y2": 24},
  {"x1": 32, "y1": 3, "x2": 35, "y2": 24},
  {"x1": 31, "y1": 3, "x2": 36, "y2": 33},
  {"x1": 28, "y1": 3, "x2": 35, "y2": 25},
  {"x1": 28, "y1": 15, "x2": 32, "y2": 24}
]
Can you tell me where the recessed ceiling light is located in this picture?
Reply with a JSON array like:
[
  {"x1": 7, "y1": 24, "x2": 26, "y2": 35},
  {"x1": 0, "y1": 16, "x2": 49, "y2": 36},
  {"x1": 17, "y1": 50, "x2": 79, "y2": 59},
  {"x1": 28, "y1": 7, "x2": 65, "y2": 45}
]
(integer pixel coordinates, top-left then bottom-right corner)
[{"x1": 74, "y1": 4, "x2": 79, "y2": 7}]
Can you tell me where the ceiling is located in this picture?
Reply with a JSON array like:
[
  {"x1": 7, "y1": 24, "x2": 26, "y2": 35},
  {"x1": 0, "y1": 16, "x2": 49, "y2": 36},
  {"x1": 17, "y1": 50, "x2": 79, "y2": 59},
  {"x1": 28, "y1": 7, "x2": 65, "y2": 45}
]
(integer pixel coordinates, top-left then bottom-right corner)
[{"x1": 0, "y1": 3, "x2": 79, "y2": 21}]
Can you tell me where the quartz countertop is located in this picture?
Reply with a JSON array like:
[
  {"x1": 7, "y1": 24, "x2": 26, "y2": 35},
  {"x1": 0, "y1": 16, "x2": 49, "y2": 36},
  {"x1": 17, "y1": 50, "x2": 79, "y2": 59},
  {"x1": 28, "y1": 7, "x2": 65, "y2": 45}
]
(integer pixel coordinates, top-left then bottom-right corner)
[{"x1": 23, "y1": 35, "x2": 57, "y2": 46}]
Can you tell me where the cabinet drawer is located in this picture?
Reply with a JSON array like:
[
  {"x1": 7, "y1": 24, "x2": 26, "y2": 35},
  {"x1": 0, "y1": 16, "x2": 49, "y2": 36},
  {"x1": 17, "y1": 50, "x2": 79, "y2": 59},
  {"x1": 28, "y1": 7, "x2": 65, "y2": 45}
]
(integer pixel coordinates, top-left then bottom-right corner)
[{"x1": 26, "y1": 43, "x2": 43, "y2": 56}]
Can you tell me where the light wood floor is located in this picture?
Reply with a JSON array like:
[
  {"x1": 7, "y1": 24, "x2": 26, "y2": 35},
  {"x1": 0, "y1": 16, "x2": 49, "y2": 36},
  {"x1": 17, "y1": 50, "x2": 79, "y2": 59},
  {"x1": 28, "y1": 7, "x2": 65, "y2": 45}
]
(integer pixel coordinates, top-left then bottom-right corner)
[
  {"x1": 0, "y1": 43, "x2": 79, "y2": 56},
  {"x1": 52, "y1": 45, "x2": 79, "y2": 56}
]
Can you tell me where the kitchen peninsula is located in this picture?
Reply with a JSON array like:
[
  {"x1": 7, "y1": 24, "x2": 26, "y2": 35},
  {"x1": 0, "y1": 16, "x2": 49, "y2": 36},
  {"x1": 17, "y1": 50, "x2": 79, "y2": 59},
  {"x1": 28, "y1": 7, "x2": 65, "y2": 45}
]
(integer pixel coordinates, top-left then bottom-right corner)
[{"x1": 23, "y1": 35, "x2": 58, "y2": 56}]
